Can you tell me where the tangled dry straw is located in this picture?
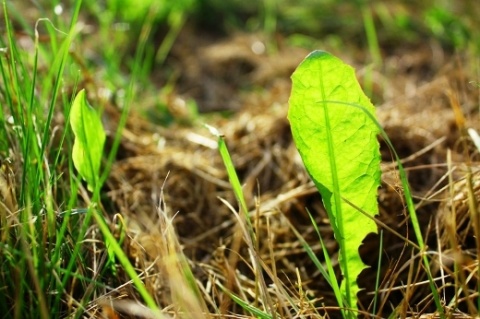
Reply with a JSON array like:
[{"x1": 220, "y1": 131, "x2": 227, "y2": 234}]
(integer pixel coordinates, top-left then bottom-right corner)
[{"x1": 96, "y1": 33, "x2": 480, "y2": 317}]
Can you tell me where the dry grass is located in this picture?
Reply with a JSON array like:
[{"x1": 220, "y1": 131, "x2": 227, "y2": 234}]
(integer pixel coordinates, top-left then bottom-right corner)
[{"x1": 78, "y1": 31, "x2": 480, "y2": 318}]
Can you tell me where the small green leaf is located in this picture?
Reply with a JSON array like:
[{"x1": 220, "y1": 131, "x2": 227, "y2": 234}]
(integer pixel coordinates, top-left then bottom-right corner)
[
  {"x1": 70, "y1": 89, "x2": 105, "y2": 191},
  {"x1": 288, "y1": 51, "x2": 381, "y2": 312}
]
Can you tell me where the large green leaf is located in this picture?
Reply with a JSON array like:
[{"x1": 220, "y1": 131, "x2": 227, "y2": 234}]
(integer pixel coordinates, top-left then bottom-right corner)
[
  {"x1": 70, "y1": 89, "x2": 105, "y2": 191},
  {"x1": 288, "y1": 51, "x2": 381, "y2": 311}
]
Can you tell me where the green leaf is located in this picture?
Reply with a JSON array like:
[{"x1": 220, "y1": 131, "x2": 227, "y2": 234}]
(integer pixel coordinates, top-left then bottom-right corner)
[
  {"x1": 70, "y1": 89, "x2": 105, "y2": 192},
  {"x1": 288, "y1": 51, "x2": 381, "y2": 312}
]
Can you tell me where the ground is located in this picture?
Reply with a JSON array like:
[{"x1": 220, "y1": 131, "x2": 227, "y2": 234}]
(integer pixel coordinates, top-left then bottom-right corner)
[{"x1": 1, "y1": 1, "x2": 480, "y2": 318}]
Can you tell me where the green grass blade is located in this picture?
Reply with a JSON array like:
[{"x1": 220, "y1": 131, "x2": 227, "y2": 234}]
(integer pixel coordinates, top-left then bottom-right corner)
[
  {"x1": 372, "y1": 229, "x2": 383, "y2": 315},
  {"x1": 286, "y1": 208, "x2": 347, "y2": 316},
  {"x1": 218, "y1": 282, "x2": 273, "y2": 319},
  {"x1": 90, "y1": 206, "x2": 162, "y2": 315},
  {"x1": 205, "y1": 124, "x2": 249, "y2": 219}
]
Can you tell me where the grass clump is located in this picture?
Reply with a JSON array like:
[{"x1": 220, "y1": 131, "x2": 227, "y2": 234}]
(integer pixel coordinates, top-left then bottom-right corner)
[{"x1": 0, "y1": 1, "x2": 89, "y2": 317}]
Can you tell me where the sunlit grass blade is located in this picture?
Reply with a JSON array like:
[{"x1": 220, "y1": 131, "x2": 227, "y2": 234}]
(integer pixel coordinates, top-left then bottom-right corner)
[
  {"x1": 205, "y1": 124, "x2": 249, "y2": 220},
  {"x1": 306, "y1": 209, "x2": 347, "y2": 316},
  {"x1": 372, "y1": 229, "x2": 383, "y2": 315},
  {"x1": 218, "y1": 282, "x2": 273, "y2": 319},
  {"x1": 91, "y1": 205, "x2": 161, "y2": 315},
  {"x1": 206, "y1": 123, "x2": 278, "y2": 316},
  {"x1": 285, "y1": 209, "x2": 351, "y2": 317}
]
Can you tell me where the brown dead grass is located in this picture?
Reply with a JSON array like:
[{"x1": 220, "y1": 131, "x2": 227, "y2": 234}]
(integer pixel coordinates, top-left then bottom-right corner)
[{"x1": 90, "y1": 28, "x2": 480, "y2": 318}]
